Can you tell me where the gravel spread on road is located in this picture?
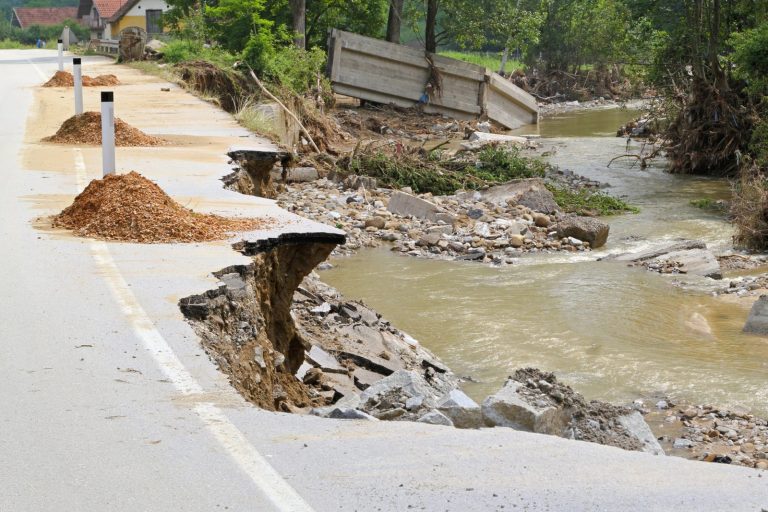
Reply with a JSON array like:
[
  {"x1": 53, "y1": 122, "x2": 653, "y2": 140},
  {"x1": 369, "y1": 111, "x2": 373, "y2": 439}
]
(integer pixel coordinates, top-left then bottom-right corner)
[
  {"x1": 43, "y1": 112, "x2": 165, "y2": 146},
  {"x1": 53, "y1": 171, "x2": 273, "y2": 243}
]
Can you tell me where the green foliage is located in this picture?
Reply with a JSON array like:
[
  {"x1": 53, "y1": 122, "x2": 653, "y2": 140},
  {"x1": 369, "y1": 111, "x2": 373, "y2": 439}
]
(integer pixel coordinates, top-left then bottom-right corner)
[
  {"x1": 162, "y1": 39, "x2": 238, "y2": 67},
  {"x1": 475, "y1": 145, "x2": 547, "y2": 180},
  {"x1": 439, "y1": 50, "x2": 522, "y2": 72},
  {"x1": 546, "y1": 184, "x2": 638, "y2": 216},
  {"x1": 260, "y1": 44, "x2": 327, "y2": 95},
  {"x1": 730, "y1": 23, "x2": 768, "y2": 96},
  {"x1": 0, "y1": 37, "x2": 31, "y2": 49},
  {"x1": 0, "y1": 18, "x2": 88, "y2": 45}
]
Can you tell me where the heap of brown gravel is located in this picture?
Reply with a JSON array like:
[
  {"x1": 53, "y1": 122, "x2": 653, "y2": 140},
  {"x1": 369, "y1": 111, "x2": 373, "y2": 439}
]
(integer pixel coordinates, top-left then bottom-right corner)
[
  {"x1": 53, "y1": 171, "x2": 273, "y2": 243},
  {"x1": 43, "y1": 112, "x2": 165, "y2": 146},
  {"x1": 43, "y1": 71, "x2": 121, "y2": 87}
]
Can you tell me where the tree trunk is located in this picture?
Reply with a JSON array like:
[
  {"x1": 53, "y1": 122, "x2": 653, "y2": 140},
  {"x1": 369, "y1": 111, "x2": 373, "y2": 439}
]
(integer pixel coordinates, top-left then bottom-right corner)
[
  {"x1": 386, "y1": 0, "x2": 404, "y2": 43},
  {"x1": 289, "y1": 0, "x2": 306, "y2": 49},
  {"x1": 425, "y1": 0, "x2": 438, "y2": 53},
  {"x1": 499, "y1": 47, "x2": 509, "y2": 75}
]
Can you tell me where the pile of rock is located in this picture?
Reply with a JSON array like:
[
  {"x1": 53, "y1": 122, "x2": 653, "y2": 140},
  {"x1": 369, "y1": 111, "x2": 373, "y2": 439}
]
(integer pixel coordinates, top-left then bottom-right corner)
[
  {"x1": 276, "y1": 177, "x2": 611, "y2": 264},
  {"x1": 645, "y1": 402, "x2": 768, "y2": 469}
]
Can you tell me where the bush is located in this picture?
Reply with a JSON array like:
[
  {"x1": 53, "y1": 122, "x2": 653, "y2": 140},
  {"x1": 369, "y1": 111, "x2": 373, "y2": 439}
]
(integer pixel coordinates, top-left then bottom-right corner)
[
  {"x1": 262, "y1": 45, "x2": 327, "y2": 96},
  {"x1": 730, "y1": 22, "x2": 768, "y2": 96},
  {"x1": 476, "y1": 145, "x2": 547, "y2": 180},
  {"x1": 732, "y1": 169, "x2": 768, "y2": 250},
  {"x1": 163, "y1": 39, "x2": 238, "y2": 67}
]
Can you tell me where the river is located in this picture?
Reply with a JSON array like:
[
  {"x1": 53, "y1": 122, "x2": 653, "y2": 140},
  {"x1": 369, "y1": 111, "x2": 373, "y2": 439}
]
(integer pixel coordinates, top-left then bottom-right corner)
[{"x1": 320, "y1": 106, "x2": 768, "y2": 415}]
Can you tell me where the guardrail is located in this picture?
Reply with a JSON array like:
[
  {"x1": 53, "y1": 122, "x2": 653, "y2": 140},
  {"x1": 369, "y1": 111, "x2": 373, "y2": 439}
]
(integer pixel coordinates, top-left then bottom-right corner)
[{"x1": 90, "y1": 39, "x2": 118, "y2": 55}]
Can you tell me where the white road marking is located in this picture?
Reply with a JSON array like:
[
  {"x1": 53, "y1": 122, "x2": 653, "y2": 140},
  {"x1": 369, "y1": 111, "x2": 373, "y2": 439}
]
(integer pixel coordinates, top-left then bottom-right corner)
[{"x1": 71, "y1": 148, "x2": 313, "y2": 510}]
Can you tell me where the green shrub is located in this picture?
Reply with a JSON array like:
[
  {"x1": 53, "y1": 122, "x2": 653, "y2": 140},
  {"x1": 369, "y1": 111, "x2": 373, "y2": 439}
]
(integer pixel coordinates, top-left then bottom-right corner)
[
  {"x1": 263, "y1": 45, "x2": 327, "y2": 96},
  {"x1": 476, "y1": 145, "x2": 547, "y2": 181}
]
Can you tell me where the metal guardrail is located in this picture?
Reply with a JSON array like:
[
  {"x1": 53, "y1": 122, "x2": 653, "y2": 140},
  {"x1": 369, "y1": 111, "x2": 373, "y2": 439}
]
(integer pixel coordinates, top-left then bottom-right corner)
[
  {"x1": 90, "y1": 39, "x2": 119, "y2": 55},
  {"x1": 327, "y1": 29, "x2": 538, "y2": 130}
]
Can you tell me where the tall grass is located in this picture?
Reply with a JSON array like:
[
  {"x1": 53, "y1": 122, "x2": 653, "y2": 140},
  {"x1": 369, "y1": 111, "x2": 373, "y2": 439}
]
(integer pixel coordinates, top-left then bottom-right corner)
[{"x1": 439, "y1": 50, "x2": 523, "y2": 73}]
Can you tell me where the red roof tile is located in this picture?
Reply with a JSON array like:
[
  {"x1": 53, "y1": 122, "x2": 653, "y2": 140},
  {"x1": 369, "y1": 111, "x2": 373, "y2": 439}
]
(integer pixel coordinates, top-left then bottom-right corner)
[
  {"x1": 92, "y1": 0, "x2": 131, "y2": 19},
  {"x1": 12, "y1": 7, "x2": 79, "y2": 29}
]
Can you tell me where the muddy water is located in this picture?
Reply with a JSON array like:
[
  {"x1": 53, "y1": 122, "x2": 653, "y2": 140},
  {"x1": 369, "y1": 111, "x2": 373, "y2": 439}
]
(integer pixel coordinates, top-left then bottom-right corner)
[{"x1": 322, "y1": 107, "x2": 768, "y2": 415}]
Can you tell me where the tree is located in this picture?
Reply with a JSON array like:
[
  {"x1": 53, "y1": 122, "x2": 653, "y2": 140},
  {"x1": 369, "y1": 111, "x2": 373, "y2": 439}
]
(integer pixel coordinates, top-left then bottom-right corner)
[
  {"x1": 425, "y1": 0, "x2": 438, "y2": 52},
  {"x1": 289, "y1": 0, "x2": 305, "y2": 48},
  {"x1": 386, "y1": 0, "x2": 404, "y2": 43}
]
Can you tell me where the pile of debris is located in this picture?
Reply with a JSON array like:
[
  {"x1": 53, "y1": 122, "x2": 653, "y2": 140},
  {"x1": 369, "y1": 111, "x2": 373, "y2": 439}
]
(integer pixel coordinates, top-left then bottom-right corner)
[
  {"x1": 43, "y1": 70, "x2": 121, "y2": 87},
  {"x1": 53, "y1": 171, "x2": 271, "y2": 243},
  {"x1": 277, "y1": 176, "x2": 610, "y2": 263},
  {"x1": 44, "y1": 112, "x2": 165, "y2": 146},
  {"x1": 644, "y1": 401, "x2": 768, "y2": 469}
]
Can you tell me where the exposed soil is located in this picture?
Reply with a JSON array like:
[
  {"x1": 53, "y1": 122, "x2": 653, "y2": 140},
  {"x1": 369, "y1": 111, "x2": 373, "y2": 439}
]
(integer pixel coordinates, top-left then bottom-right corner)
[
  {"x1": 43, "y1": 112, "x2": 165, "y2": 146},
  {"x1": 53, "y1": 171, "x2": 273, "y2": 243},
  {"x1": 43, "y1": 70, "x2": 121, "y2": 87},
  {"x1": 175, "y1": 60, "x2": 253, "y2": 113}
]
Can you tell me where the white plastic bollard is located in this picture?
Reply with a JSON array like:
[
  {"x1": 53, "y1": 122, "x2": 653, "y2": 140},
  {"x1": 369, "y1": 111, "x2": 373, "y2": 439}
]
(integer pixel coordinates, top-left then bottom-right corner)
[
  {"x1": 73, "y1": 58, "x2": 83, "y2": 115},
  {"x1": 57, "y1": 39, "x2": 63, "y2": 71},
  {"x1": 101, "y1": 91, "x2": 115, "y2": 176}
]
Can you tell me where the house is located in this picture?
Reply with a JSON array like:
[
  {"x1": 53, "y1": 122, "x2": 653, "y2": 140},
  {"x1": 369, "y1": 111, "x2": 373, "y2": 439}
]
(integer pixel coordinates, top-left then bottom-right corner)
[
  {"x1": 77, "y1": 0, "x2": 170, "y2": 40},
  {"x1": 11, "y1": 7, "x2": 80, "y2": 29}
]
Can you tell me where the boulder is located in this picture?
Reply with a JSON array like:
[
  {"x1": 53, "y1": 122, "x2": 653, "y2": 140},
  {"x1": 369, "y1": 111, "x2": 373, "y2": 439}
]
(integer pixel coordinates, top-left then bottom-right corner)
[
  {"x1": 270, "y1": 166, "x2": 318, "y2": 183},
  {"x1": 387, "y1": 191, "x2": 456, "y2": 224},
  {"x1": 457, "y1": 179, "x2": 559, "y2": 214},
  {"x1": 418, "y1": 410, "x2": 454, "y2": 426},
  {"x1": 533, "y1": 213, "x2": 551, "y2": 228},
  {"x1": 651, "y1": 248, "x2": 722, "y2": 279},
  {"x1": 744, "y1": 295, "x2": 768, "y2": 335},
  {"x1": 481, "y1": 380, "x2": 572, "y2": 434},
  {"x1": 359, "y1": 370, "x2": 439, "y2": 408},
  {"x1": 328, "y1": 408, "x2": 378, "y2": 421},
  {"x1": 616, "y1": 412, "x2": 665, "y2": 455},
  {"x1": 364, "y1": 217, "x2": 387, "y2": 229},
  {"x1": 556, "y1": 216, "x2": 610, "y2": 248},
  {"x1": 437, "y1": 389, "x2": 483, "y2": 429}
]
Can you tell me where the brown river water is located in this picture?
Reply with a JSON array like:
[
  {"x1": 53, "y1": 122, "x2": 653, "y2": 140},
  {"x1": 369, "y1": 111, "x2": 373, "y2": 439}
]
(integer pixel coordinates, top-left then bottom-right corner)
[{"x1": 321, "y1": 107, "x2": 768, "y2": 415}]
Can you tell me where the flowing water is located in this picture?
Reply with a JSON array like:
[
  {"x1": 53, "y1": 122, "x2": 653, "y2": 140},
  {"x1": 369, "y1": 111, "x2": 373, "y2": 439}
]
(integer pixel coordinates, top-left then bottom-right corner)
[{"x1": 321, "y1": 107, "x2": 768, "y2": 415}]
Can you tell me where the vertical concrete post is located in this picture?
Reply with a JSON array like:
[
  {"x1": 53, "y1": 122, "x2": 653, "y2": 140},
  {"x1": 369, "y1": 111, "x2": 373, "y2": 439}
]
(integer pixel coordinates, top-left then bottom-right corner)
[
  {"x1": 101, "y1": 91, "x2": 115, "y2": 176},
  {"x1": 57, "y1": 39, "x2": 63, "y2": 71},
  {"x1": 73, "y1": 58, "x2": 83, "y2": 115}
]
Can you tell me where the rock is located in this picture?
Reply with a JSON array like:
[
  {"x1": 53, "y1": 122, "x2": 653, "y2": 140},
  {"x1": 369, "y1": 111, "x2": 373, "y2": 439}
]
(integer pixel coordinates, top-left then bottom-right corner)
[
  {"x1": 328, "y1": 408, "x2": 378, "y2": 421},
  {"x1": 418, "y1": 233, "x2": 442, "y2": 247},
  {"x1": 656, "y1": 400, "x2": 669, "y2": 409},
  {"x1": 360, "y1": 370, "x2": 439, "y2": 408},
  {"x1": 344, "y1": 175, "x2": 377, "y2": 190},
  {"x1": 533, "y1": 213, "x2": 551, "y2": 228},
  {"x1": 364, "y1": 217, "x2": 387, "y2": 229},
  {"x1": 427, "y1": 224, "x2": 453, "y2": 235},
  {"x1": 556, "y1": 216, "x2": 610, "y2": 248},
  {"x1": 481, "y1": 380, "x2": 571, "y2": 434},
  {"x1": 609, "y1": 240, "x2": 707, "y2": 262},
  {"x1": 652, "y1": 249, "x2": 722, "y2": 279},
  {"x1": 437, "y1": 389, "x2": 483, "y2": 429},
  {"x1": 743, "y1": 296, "x2": 768, "y2": 335},
  {"x1": 405, "y1": 396, "x2": 424, "y2": 411},
  {"x1": 418, "y1": 410, "x2": 454, "y2": 426},
  {"x1": 473, "y1": 222, "x2": 491, "y2": 237},
  {"x1": 616, "y1": 412, "x2": 665, "y2": 455},
  {"x1": 673, "y1": 438, "x2": 694, "y2": 449},
  {"x1": 457, "y1": 179, "x2": 559, "y2": 214},
  {"x1": 387, "y1": 191, "x2": 456, "y2": 224},
  {"x1": 467, "y1": 208, "x2": 485, "y2": 220},
  {"x1": 303, "y1": 367, "x2": 324, "y2": 385},
  {"x1": 509, "y1": 234, "x2": 525, "y2": 248},
  {"x1": 311, "y1": 302, "x2": 331, "y2": 315}
]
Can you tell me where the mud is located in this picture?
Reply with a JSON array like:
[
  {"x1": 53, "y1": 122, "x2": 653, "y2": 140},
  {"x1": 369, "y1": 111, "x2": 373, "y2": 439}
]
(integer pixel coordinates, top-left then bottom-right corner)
[{"x1": 43, "y1": 112, "x2": 165, "y2": 146}]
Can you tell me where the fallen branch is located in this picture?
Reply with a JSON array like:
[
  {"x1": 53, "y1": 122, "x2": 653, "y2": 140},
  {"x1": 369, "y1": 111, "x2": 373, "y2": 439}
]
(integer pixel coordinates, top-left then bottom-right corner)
[{"x1": 242, "y1": 63, "x2": 320, "y2": 153}]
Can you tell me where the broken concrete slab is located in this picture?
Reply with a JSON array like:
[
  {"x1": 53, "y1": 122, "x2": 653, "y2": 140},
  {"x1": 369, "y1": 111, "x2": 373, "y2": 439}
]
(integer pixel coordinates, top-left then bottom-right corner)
[
  {"x1": 437, "y1": 389, "x2": 484, "y2": 429},
  {"x1": 360, "y1": 370, "x2": 439, "y2": 408},
  {"x1": 387, "y1": 191, "x2": 457, "y2": 224},
  {"x1": 271, "y1": 166, "x2": 319, "y2": 183},
  {"x1": 328, "y1": 407, "x2": 378, "y2": 421},
  {"x1": 467, "y1": 131, "x2": 529, "y2": 146},
  {"x1": 743, "y1": 295, "x2": 768, "y2": 335},
  {"x1": 617, "y1": 412, "x2": 665, "y2": 455},
  {"x1": 608, "y1": 240, "x2": 707, "y2": 262},
  {"x1": 556, "y1": 216, "x2": 610, "y2": 248},
  {"x1": 306, "y1": 345, "x2": 345, "y2": 374},
  {"x1": 481, "y1": 380, "x2": 572, "y2": 434},
  {"x1": 652, "y1": 248, "x2": 722, "y2": 279},
  {"x1": 456, "y1": 179, "x2": 560, "y2": 214}
]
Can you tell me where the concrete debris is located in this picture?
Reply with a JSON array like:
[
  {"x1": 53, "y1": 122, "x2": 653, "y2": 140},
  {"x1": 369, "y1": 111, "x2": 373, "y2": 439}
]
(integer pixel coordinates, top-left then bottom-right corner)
[
  {"x1": 418, "y1": 410, "x2": 455, "y2": 426},
  {"x1": 437, "y1": 389, "x2": 484, "y2": 429},
  {"x1": 743, "y1": 295, "x2": 768, "y2": 335}
]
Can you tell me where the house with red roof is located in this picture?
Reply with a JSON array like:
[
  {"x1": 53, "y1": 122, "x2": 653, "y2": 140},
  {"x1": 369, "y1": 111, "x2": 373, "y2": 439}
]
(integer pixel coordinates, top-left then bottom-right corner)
[
  {"x1": 77, "y1": 0, "x2": 170, "y2": 40},
  {"x1": 11, "y1": 7, "x2": 80, "y2": 29}
]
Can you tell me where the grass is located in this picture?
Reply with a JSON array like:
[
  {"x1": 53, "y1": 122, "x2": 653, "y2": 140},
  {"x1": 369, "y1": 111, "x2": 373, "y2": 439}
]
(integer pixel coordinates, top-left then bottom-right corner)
[
  {"x1": 234, "y1": 99, "x2": 279, "y2": 141},
  {"x1": 126, "y1": 61, "x2": 176, "y2": 81},
  {"x1": 439, "y1": 50, "x2": 523, "y2": 73},
  {"x1": 546, "y1": 184, "x2": 639, "y2": 216},
  {"x1": 689, "y1": 198, "x2": 727, "y2": 210},
  {"x1": 0, "y1": 39, "x2": 34, "y2": 49}
]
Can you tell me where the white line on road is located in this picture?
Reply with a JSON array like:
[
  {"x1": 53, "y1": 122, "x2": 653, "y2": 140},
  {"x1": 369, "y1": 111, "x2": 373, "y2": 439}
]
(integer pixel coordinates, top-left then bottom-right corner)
[{"x1": 71, "y1": 147, "x2": 313, "y2": 512}]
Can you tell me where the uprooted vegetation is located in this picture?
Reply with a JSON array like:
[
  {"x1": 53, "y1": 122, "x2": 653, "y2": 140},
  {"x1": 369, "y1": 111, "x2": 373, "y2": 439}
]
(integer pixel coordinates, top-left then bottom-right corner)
[
  {"x1": 336, "y1": 143, "x2": 547, "y2": 196},
  {"x1": 546, "y1": 184, "x2": 638, "y2": 216},
  {"x1": 53, "y1": 171, "x2": 273, "y2": 243}
]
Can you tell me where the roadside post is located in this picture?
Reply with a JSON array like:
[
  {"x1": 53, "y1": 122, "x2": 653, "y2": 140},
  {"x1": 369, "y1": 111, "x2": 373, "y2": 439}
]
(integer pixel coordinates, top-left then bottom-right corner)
[
  {"x1": 57, "y1": 39, "x2": 63, "y2": 71},
  {"x1": 101, "y1": 91, "x2": 115, "y2": 176},
  {"x1": 73, "y1": 58, "x2": 83, "y2": 115}
]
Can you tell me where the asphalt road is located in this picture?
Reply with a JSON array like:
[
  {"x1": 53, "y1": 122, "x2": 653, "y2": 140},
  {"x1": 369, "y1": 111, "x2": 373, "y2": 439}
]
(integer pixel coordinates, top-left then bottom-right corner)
[{"x1": 1, "y1": 50, "x2": 767, "y2": 512}]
